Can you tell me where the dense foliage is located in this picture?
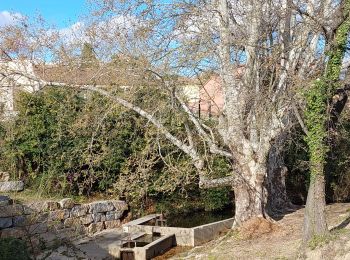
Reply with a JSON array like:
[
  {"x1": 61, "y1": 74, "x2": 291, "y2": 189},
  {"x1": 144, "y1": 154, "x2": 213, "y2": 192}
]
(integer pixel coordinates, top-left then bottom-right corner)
[
  {"x1": 0, "y1": 88, "x2": 145, "y2": 195},
  {"x1": 0, "y1": 238, "x2": 30, "y2": 260},
  {"x1": 0, "y1": 87, "x2": 232, "y2": 213}
]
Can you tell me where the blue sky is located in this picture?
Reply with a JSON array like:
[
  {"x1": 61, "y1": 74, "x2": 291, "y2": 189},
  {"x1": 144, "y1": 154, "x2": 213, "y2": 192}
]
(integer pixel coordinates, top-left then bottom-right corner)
[{"x1": 0, "y1": 0, "x2": 88, "y2": 28}]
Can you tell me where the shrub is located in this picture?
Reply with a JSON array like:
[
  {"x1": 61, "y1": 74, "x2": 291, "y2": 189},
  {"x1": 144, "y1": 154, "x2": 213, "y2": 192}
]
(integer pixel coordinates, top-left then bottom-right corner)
[
  {"x1": 0, "y1": 87, "x2": 146, "y2": 195},
  {"x1": 0, "y1": 237, "x2": 31, "y2": 260}
]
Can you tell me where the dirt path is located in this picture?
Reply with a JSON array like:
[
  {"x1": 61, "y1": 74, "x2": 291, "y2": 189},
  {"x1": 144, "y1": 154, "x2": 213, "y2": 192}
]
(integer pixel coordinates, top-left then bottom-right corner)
[{"x1": 171, "y1": 203, "x2": 350, "y2": 260}]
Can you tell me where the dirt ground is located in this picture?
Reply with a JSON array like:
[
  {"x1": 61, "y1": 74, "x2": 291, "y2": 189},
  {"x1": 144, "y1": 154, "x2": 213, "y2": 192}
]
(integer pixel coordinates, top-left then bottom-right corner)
[{"x1": 170, "y1": 203, "x2": 350, "y2": 260}]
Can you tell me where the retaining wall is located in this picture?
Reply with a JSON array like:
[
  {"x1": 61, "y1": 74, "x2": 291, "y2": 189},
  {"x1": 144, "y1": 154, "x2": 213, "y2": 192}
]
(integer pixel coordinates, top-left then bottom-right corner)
[{"x1": 0, "y1": 195, "x2": 128, "y2": 246}]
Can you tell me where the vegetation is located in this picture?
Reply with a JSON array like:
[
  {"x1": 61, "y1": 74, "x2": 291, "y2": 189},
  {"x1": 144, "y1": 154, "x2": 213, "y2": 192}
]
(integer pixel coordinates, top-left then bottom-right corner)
[
  {"x1": 0, "y1": 87, "x2": 231, "y2": 215},
  {"x1": 0, "y1": 238, "x2": 31, "y2": 260},
  {"x1": 303, "y1": 0, "x2": 350, "y2": 241},
  {"x1": 3, "y1": 0, "x2": 350, "y2": 256}
]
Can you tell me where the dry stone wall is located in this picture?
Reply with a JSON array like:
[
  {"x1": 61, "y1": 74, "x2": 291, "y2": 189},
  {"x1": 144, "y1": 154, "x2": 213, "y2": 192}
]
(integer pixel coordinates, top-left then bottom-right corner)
[{"x1": 0, "y1": 195, "x2": 128, "y2": 243}]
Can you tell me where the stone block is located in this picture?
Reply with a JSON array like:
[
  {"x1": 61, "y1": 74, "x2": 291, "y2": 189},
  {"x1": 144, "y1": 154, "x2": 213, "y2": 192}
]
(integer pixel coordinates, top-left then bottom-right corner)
[
  {"x1": 47, "y1": 220, "x2": 64, "y2": 231},
  {"x1": 45, "y1": 201, "x2": 59, "y2": 211},
  {"x1": 0, "y1": 217, "x2": 12, "y2": 229},
  {"x1": 13, "y1": 215, "x2": 28, "y2": 227},
  {"x1": 106, "y1": 211, "x2": 122, "y2": 221},
  {"x1": 49, "y1": 209, "x2": 70, "y2": 221},
  {"x1": 23, "y1": 205, "x2": 35, "y2": 215},
  {"x1": 89, "y1": 201, "x2": 114, "y2": 213},
  {"x1": 64, "y1": 217, "x2": 82, "y2": 227},
  {"x1": 104, "y1": 219, "x2": 120, "y2": 229},
  {"x1": 34, "y1": 212, "x2": 49, "y2": 222},
  {"x1": 92, "y1": 212, "x2": 106, "y2": 223},
  {"x1": 105, "y1": 211, "x2": 115, "y2": 221},
  {"x1": 0, "y1": 205, "x2": 24, "y2": 217},
  {"x1": 26, "y1": 201, "x2": 59, "y2": 212},
  {"x1": 0, "y1": 181, "x2": 24, "y2": 192},
  {"x1": 24, "y1": 202, "x2": 43, "y2": 213},
  {"x1": 80, "y1": 214, "x2": 93, "y2": 225},
  {"x1": 115, "y1": 211, "x2": 124, "y2": 220},
  {"x1": 112, "y1": 200, "x2": 128, "y2": 211},
  {"x1": 28, "y1": 223, "x2": 48, "y2": 234},
  {"x1": 0, "y1": 195, "x2": 10, "y2": 207},
  {"x1": 0, "y1": 227, "x2": 26, "y2": 238},
  {"x1": 70, "y1": 205, "x2": 88, "y2": 217},
  {"x1": 0, "y1": 172, "x2": 10, "y2": 182},
  {"x1": 86, "y1": 222, "x2": 104, "y2": 234},
  {"x1": 59, "y1": 198, "x2": 75, "y2": 209},
  {"x1": 22, "y1": 212, "x2": 48, "y2": 224}
]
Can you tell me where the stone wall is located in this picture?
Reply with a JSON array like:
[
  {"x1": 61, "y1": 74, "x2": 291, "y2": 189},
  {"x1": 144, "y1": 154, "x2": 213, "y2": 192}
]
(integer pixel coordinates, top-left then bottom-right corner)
[{"x1": 0, "y1": 195, "x2": 128, "y2": 246}]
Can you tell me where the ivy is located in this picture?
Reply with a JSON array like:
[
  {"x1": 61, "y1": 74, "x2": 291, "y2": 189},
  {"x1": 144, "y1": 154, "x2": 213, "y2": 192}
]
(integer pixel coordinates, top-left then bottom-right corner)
[{"x1": 305, "y1": 0, "x2": 350, "y2": 181}]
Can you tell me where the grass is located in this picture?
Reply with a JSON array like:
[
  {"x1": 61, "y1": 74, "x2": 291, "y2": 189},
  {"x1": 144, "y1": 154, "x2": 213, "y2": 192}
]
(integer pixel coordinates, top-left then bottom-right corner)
[
  {"x1": 308, "y1": 234, "x2": 333, "y2": 250},
  {"x1": 308, "y1": 228, "x2": 350, "y2": 250},
  {"x1": 0, "y1": 188, "x2": 118, "y2": 204}
]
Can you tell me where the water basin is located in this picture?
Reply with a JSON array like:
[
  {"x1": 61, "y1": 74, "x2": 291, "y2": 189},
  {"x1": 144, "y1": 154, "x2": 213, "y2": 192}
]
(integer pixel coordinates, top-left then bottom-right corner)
[{"x1": 166, "y1": 207, "x2": 234, "y2": 228}]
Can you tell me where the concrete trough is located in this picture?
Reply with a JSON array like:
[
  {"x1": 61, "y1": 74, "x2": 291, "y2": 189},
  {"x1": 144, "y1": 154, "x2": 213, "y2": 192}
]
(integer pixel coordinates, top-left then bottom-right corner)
[
  {"x1": 120, "y1": 234, "x2": 176, "y2": 260},
  {"x1": 125, "y1": 215, "x2": 234, "y2": 247}
]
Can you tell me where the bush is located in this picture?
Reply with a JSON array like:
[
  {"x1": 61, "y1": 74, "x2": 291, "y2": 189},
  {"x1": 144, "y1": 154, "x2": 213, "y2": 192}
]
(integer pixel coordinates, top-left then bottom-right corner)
[
  {"x1": 0, "y1": 237, "x2": 31, "y2": 260},
  {"x1": 0, "y1": 87, "x2": 146, "y2": 195},
  {"x1": 201, "y1": 187, "x2": 231, "y2": 211},
  {"x1": 0, "y1": 86, "x2": 233, "y2": 214}
]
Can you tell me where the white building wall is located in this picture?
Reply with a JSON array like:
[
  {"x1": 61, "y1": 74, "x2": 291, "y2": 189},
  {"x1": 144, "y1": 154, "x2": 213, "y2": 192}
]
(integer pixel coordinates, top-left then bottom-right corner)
[{"x1": 0, "y1": 60, "x2": 40, "y2": 119}]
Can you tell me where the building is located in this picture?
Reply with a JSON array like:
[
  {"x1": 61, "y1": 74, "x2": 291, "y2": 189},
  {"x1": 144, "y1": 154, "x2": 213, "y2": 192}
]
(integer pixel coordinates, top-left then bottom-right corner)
[
  {"x1": 0, "y1": 56, "x2": 226, "y2": 120},
  {"x1": 0, "y1": 59, "x2": 40, "y2": 118},
  {"x1": 198, "y1": 75, "x2": 224, "y2": 117},
  {"x1": 180, "y1": 75, "x2": 224, "y2": 118}
]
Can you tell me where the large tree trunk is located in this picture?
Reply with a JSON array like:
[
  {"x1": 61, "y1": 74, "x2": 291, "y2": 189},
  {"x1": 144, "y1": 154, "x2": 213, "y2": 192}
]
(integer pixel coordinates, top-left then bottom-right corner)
[
  {"x1": 303, "y1": 167, "x2": 328, "y2": 242},
  {"x1": 266, "y1": 134, "x2": 294, "y2": 214},
  {"x1": 233, "y1": 161, "x2": 267, "y2": 224}
]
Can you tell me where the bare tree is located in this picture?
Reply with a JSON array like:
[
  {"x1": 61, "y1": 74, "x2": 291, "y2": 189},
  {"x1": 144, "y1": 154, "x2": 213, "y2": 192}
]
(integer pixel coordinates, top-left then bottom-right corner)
[{"x1": 1, "y1": 0, "x2": 349, "y2": 230}]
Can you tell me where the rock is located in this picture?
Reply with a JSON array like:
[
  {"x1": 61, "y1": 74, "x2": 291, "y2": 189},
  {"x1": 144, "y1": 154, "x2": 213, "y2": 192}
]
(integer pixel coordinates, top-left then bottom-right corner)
[
  {"x1": 49, "y1": 209, "x2": 70, "y2": 221},
  {"x1": 80, "y1": 214, "x2": 93, "y2": 225},
  {"x1": 70, "y1": 205, "x2": 88, "y2": 217},
  {"x1": 28, "y1": 223, "x2": 48, "y2": 234},
  {"x1": 75, "y1": 225, "x2": 87, "y2": 237},
  {"x1": 0, "y1": 172, "x2": 10, "y2": 181},
  {"x1": 115, "y1": 211, "x2": 124, "y2": 220},
  {"x1": 23, "y1": 212, "x2": 48, "y2": 224},
  {"x1": 36, "y1": 232, "x2": 58, "y2": 248},
  {"x1": 0, "y1": 181, "x2": 24, "y2": 192},
  {"x1": 0, "y1": 195, "x2": 11, "y2": 207},
  {"x1": 13, "y1": 215, "x2": 28, "y2": 227},
  {"x1": 92, "y1": 213, "x2": 106, "y2": 223},
  {"x1": 105, "y1": 211, "x2": 124, "y2": 221},
  {"x1": 47, "y1": 220, "x2": 64, "y2": 230},
  {"x1": 45, "y1": 201, "x2": 60, "y2": 211},
  {"x1": 0, "y1": 217, "x2": 12, "y2": 229},
  {"x1": 55, "y1": 227, "x2": 76, "y2": 239},
  {"x1": 23, "y1": 205, "x2": 35, "y2": 215},
  {"x1": 64, "y1": 218, "x2": 81, "y2": 227},
  {"x1": 104, "y1": 219, "x2": 120, "y2": 229},
  {"x1": 26, "y1": 201, "x2": 59, "y2": 212},
  {"x1": 59, "y1": 198, "x2": 75, "y2": 209},
  {"x1": 0, "y1": 227, "x2": 26, "y2": 238},
  {"x1": 0, "y1": 205, "x2": 24, "y2": 217},
  {"x1": 112, "y1": 200, "x2": 128, "y2": 211},
  {"x1": 89, "y1": 201, "x2": 114, "y2": 213},
  {"x1": 35, "y1": 212, "x2": 49, "y2": 222},
  {"x1": 105, "y1": 212, "x2": 116, "y2": 221},
  {"x1": 86, "y1": 222, "x2": 104, "y2": 234}
]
